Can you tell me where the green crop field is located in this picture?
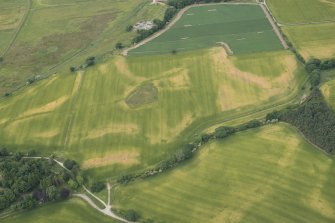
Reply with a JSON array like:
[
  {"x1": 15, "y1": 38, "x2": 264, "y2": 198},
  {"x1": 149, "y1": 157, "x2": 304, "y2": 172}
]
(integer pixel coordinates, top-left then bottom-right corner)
[
  {"x1": 0, "y1": 48, "x2": 303, "y2": 179},
  {"x1": 283, "y1": 23, "x2": 335, "y2": 60},
  {"x1": 114, "y1": 124, "x2": 335, "y2": 223},
  {"x1": 267, "y1": 0, "x2": 335, "y2": 24},
  {"x1": 2, "y1": 198, "x2": 119, "y2": 223},
  {"x1": 0, "y1": 0, "x2": 167, "y2": 94},
  {"x1": 129, "y1": 4, "x2": 283, "y2": 55}
]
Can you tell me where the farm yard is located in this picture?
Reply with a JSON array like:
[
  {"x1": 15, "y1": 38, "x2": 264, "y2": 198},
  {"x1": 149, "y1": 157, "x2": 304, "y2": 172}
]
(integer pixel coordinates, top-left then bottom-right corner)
[
  {"x1": 0, "y1": 48, "x2": 303, "y2": 180},
  {"x1": 129, "y1": 4, "x2": 284, "y2": 55},
  {"x1": 114, "y1": 124, "x2": 335, "y2": 223}
]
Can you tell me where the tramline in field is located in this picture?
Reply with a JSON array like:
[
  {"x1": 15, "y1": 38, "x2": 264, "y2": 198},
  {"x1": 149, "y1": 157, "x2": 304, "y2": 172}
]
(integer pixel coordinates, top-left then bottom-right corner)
[{"x1": 129, "y1": 4, "x2": 284, "y2": 55}]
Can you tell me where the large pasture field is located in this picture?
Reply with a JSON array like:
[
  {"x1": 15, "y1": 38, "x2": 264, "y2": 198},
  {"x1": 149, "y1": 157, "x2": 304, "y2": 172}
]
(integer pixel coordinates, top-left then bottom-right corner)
[
  {"x1": 283, "y1": 23, "x2": 335, "y2": 59},
  {"x1": 0, "y1": 48, "x2": 303, "y2": 179},
  {"x1": 130, "y1": 4, "x2": 283, "y2": 55},
  {"x1": 0, "y1": 0, "x2": 166, "y2": 94},
  {"x1": 267, "y1": 0, "x2": 335, "y2": 24},
  {"x1": 114, "y1": 124, "x2": 335, "y2": 223}
]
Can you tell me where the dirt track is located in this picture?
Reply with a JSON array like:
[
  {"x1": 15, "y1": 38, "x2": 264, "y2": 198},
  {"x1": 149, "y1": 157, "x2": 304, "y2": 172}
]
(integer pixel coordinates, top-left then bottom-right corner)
[{"x1": 260, "y1": 3, "x2": 289, "y2": 49}]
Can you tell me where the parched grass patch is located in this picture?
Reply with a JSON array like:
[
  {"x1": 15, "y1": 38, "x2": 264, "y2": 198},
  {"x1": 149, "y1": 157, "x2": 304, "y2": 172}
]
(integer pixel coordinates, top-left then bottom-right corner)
[
  {"x1": 114, "y1": 124, "x2": 335, "y2": 223},
  {"x1": 125, "y1": 83, "x2": 158, "y2": 108},
  {"x1": 321, "y1": 79, "x2": 335, "y2": 110}
]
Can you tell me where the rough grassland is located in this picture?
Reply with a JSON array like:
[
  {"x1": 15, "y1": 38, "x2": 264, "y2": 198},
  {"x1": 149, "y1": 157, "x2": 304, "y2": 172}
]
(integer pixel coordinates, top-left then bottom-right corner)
[
  {"x1": 2, "y1": 198, "x2": 119, "y2": 223},
  {"x1": 321, "y1": 79, "x2": 335, "y2": 110},
  {"x1": 283, "y1": 23, "x2": 335, "y2": 60},
  {"x1": 0, "y1": 48, "x2": 303, "y2": 179},
  {"x1": 0, "y1": 0, "x2": 167, "y2": 94},
  {"x1": 267, "y1": 0, "x2": 335, "y2": 24},
  {"x1": 114, "y1": 124, "x2": 335, "y2": 223},
  {"x1": 0, "y1": 0, "x2": 26, "y2": 54},
  {"x1": 130, "y1": 4, "x2": 283, "y2": 55}
]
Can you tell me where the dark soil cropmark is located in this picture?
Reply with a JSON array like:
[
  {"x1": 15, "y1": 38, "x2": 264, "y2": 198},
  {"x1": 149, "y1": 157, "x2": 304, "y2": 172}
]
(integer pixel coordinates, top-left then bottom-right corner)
[{"x1": 125, "y1": 83, "x2": 158, "y2": 108}]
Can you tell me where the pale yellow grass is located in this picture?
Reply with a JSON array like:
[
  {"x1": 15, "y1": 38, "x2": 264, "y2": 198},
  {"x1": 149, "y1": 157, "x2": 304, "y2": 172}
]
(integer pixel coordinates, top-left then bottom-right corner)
[
  {"x1": 154, "y1": 69, "x2": 190, "y2": 90},
  {"x1": 300, "y1": 45, "x2": 335, "y2": 60},
  {"x1": 82, "y1": 150, "x2": 140, "y2": 169},
  {"x1": 148, "y1": 113, "x2": 194, "y2": 144},
  {"x1": 19, "y1": 96, "x2": 68, "y2": 118},
  {"x1": 86, "y1": 123, "x2": 139, "y2": 140},
  {"x1": 34, "y1": 130, "x2": 59, "y2": 138},
  {"x1": 114, "y1": 57, "x2": 146, "y2": 82}
]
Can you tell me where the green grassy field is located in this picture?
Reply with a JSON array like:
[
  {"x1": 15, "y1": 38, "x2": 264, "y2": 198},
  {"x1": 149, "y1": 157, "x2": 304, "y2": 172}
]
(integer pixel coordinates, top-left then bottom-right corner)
[
  {"x1": 0, "y1": 48, "x2": 304, "y2": 179},
  {"x1": 321, "y1": 79, "x2": 335, "y2": 110},
  {"x1": 0, "y1": 0, "x2": 166, "y2": 94},
  {"x1": 130, "y1": 4, "x2": 283, "y2": 55},
  {"x1": 0, "y1": 0, "x2": 27, "y2": 54},
  {"x1": 283, "y1": 23, "x2": 335, "y2": 60},
  {"x1": 267, "y1": 0, "x2": 335, "y2": 24},
  {"x1": 2, "y1": 198, "x2": 119, "y2": 223},
  {"x1": 114, "y1": 124, "x2": 335, "y2": 223}
]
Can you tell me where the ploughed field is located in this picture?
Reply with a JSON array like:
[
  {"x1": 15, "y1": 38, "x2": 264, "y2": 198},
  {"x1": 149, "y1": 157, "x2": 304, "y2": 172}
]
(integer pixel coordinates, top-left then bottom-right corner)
[
  {"x1": 0, "y1": 48, "x2": 303, "y2": 180},
  {"x1": 114, "y1": 124, "x2": 335, "y2": 223},
  {"x1": 129, "y1": 4, "x2": 284, "y2": 55}
]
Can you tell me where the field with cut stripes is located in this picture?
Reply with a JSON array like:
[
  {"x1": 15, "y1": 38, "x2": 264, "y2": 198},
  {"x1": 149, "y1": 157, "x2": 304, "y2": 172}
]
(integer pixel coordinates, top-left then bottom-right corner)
[
  {"x1": 130, "y1": 4, "x2": 283, "y2": 55},
  {"x1": 0, "y1": 48, "x2": 303, "y2": 179},
  {"x1": 114, "y1": 124, "x2": 335, "y2": 223}
]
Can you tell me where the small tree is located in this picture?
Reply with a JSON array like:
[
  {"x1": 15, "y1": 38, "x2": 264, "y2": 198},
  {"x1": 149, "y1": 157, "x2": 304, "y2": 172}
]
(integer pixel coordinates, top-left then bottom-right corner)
[
  {"x1": 70, "y1": 66, "x2": 76, "y2": 72},
  {"x1": 115, "y1": 42, "x2": 124, "y2": 49},
  {"x1": 126, "y1": 25, "x2": 133, "y2": 32},
  {"x1": 91, "y1": 181, "x2": 105, "y2": 192}
]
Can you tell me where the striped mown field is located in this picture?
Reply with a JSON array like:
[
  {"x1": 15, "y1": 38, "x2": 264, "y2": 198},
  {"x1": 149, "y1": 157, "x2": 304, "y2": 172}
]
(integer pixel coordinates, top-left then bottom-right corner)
[
  {"x1": 114, "y1": 124, "x2": 335, "y2": 223},
  {"x1": 130, "y1": 4, "x2": 283, "y2": 55},
  {"x1": 267, "y1": 0, "x2": 335, "y2": 24},
  {"x1": 0, "y1": 48, "x2": 303, "y2": 179}
]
